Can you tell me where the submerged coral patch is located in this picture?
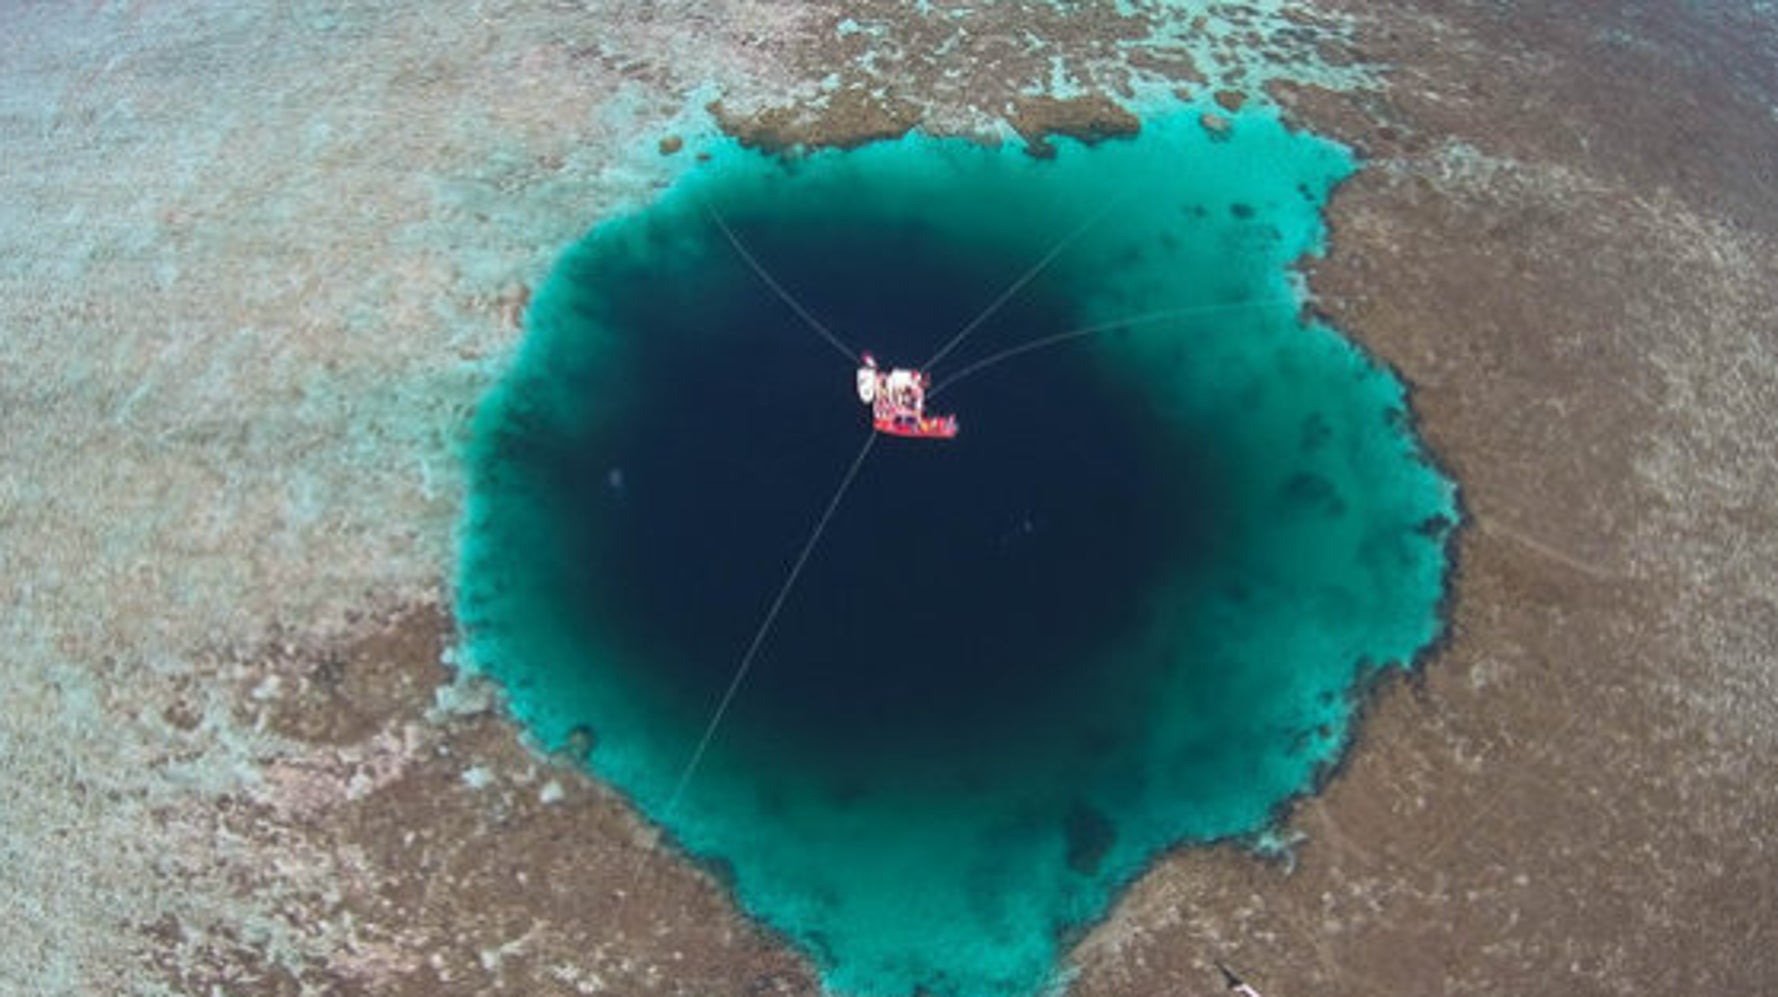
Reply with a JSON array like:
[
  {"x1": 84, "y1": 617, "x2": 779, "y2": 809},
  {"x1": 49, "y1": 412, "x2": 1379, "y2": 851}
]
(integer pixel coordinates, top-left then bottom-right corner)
[{"x1": 459, "y1": 107, "x2": 1455, "y2": 996}]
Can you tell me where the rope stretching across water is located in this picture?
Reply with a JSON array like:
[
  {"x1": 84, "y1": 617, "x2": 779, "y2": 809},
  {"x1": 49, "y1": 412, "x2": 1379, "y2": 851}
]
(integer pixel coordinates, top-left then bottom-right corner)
[
  {"x1": 663, "y1": 430, "x2": 879, "y2": 815},
  {"x1": 669, "y1": 200, "x2": 1114, "y2": 813},
  {"x1": 707, "y1": 202, "x2": 861, "y2": 365},
  {"x1": 923, "y1": 198, "x2": 1121, "y2": 372},
  {"x1": 931, "y1": 297, "x2": 1294, "y2": 398}
]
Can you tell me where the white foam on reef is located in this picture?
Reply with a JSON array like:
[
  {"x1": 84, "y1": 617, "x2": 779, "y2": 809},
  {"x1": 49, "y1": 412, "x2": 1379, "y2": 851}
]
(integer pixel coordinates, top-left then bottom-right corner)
[{"x1": 1099, "y1": 0, "x2": 1382, "y2": 107}]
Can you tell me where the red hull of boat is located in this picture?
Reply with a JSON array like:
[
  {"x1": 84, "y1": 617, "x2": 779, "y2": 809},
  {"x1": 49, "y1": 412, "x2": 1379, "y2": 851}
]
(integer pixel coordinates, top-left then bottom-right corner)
[{"x1": 873, "y1": 414, "x2": 959, "y2": 439}]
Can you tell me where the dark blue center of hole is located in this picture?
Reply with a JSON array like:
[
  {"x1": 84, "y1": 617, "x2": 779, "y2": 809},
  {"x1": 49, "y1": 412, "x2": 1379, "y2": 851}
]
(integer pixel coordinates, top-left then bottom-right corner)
[{"x1": 553, "y1": 212, "x2": 1219, "y2": 761}]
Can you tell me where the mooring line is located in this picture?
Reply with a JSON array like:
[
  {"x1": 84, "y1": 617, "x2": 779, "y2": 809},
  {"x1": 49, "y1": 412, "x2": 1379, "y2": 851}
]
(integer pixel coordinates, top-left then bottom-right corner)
[
  {"x1": 663, "y1": 431, "x2": 879, "y2": 816},
  {"x1": 930, "y1": 297, "x2": 1294, "y2": 398},
  {"x1": 706, "y1": 202, "x2": 860, "y2": 365},
  {"x1": 923, "y1": 199, "x2": 1121, "y2": 373}
]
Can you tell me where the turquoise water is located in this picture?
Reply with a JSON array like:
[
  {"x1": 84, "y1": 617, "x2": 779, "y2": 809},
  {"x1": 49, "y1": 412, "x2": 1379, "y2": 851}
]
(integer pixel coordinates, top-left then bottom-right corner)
[{"x1": 458, "y1": 106, "x2": 1456, "y2": 996}]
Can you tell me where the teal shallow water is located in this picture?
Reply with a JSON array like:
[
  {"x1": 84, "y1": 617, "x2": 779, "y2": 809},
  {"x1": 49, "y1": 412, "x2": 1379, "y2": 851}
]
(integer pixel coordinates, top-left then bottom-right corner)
[{"x1": 459, "y1": 106, "x2": 1457, "y2": 996}]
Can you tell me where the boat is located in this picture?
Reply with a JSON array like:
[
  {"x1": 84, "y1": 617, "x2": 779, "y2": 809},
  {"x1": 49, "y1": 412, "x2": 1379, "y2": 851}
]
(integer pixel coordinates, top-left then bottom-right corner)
[{"x1": 855, "y1": 352, "x2": 959, "y2": 440}]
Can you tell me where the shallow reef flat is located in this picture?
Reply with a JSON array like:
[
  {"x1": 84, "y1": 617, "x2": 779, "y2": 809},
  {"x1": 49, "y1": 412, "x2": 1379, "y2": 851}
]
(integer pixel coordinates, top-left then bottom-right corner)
[{"x1": 1, "y1": 2, "x2": 1774, "y2": 995}]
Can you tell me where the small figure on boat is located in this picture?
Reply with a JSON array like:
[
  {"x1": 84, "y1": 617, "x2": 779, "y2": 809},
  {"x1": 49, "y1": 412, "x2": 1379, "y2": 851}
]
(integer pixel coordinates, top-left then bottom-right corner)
[{"x1": 856, "y1": 352, "x2": 959, "y2": 439}]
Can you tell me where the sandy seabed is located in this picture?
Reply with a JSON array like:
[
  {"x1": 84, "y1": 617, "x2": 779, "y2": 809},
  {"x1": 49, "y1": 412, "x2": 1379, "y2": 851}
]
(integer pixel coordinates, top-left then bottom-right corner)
[{"x1": 2, "y1": 2, "x2": 1774, "y2": 995}]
